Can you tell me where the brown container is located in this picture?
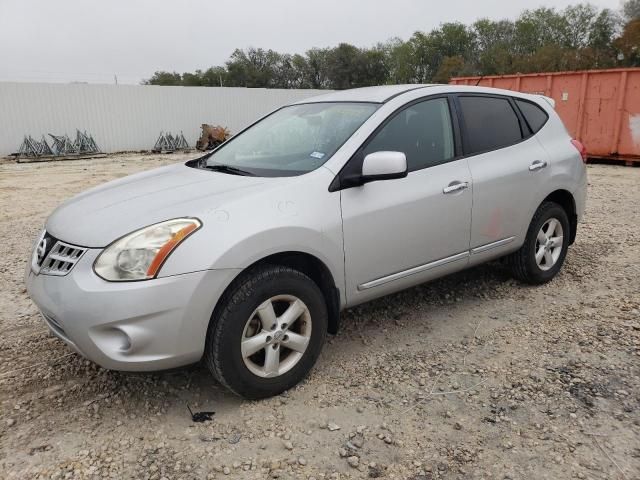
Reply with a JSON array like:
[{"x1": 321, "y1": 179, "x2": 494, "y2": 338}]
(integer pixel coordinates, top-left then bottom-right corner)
[{"x1": 451, "y1": 68, "x2": 640, "y2": 164}]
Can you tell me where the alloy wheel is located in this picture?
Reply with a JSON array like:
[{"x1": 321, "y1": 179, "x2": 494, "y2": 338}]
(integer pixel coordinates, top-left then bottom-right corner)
[
  {"x1": 535, "y1": 217, "x2": 564, "y2": 271},
  {"x1": 241, "y1": 295, "x2": 312, "y2": 378}
]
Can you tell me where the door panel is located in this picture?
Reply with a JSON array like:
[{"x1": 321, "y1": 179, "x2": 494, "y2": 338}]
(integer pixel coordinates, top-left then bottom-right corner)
[
  {"x1": 466, "y1": 137, "x2": 551, "y2": 264},
  {"x1": 455, "y1": 94, "x2": 552, "y2": 264},
  {"x1": 341, "y1": 158, "x2": 473, "y2": 305}
]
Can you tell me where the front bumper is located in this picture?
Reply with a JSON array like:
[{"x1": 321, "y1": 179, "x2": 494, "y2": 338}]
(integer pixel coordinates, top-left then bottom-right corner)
[{"x1": 26, "y1": 249, "x2": 240, "y2": 371}]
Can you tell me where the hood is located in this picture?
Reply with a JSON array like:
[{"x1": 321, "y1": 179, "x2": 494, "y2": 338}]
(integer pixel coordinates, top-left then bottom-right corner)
[{"x1": 46, "y1": 162, "x2": 276, "y2": 247}]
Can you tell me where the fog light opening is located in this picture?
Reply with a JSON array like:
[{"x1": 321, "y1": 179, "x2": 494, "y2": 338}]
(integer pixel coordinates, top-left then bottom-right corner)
[{"x1": 114, "y1": 328, "x2": 132, "y2": 353}]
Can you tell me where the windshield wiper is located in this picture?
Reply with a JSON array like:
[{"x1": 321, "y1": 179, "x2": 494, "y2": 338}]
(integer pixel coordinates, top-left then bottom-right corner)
[{"x1": 203, "y1": 164, "x2": 256, "y2": 176}]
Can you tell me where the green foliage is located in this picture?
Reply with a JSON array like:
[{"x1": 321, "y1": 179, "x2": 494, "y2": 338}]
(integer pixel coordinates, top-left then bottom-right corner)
[
  {"x1": 623, "y1": 0, "x2": 640, "y2": 20},
  {"x1": 615, "y1": 19, "x2": 640, "y2": 65},
  {"x1": 434, "y1": 56, "x2": 467, "y2": 83},
  {"x1": 143, "y1": 2, "x2": 635, "y2": 88},
  {"x1": 143, "y1": 71, "x2": 182, "y2": 86}
]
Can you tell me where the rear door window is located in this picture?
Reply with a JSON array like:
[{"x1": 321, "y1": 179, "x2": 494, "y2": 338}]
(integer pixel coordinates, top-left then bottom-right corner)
[
  {"x1": 457, "y1": 96, "x2": 523, "y2": 154},
  {"x1": 515, "y1": 99, "x2": 549, "y2": 135}
]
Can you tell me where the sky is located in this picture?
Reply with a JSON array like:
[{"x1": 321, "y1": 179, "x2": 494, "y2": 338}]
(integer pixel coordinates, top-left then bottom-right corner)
[{"x1": 0, "y1": 0, "x2": 624, "y2": 85}]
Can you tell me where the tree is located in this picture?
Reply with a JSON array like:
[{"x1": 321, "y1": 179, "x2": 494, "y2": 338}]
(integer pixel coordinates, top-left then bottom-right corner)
[
  {"x1": 142, "y1": 2, "x2": 631, "y2": 88},
  {"x1": 325, "y1": 43, "x2": 363, "y2": 89},
  {"x1": 623, "y1": 0, "x2": 640, "y2": 20},
  {"x1": 361, "y1": 48, "x2": 389, "y2": 86},
  {"x1": 181, "y1": 71, "x2": 203, "y2": 86},
  {"x1": 382, "y1": 38, "x2": 417, "y2": 84},
  {"x1": 583, "y1": 9, "x2": 620, "y2": 68},
  {"x1": 564, "y1": 4, "x2": 599, "y2": 49},
  {"x1": 271, "y1": 53, "x2": 301, "y2": 89},
  {"x1": 200, "y1": 67, "x2": 228, "y2": 86},
  {"x1": 433, "y1": 56, "x2": 466, "y2": 83},
  {"x1": 143, "y1": 71, "x2": 182, "y2": 86},
  {"x1": 224, "y1": 48, "x2": 284, "y2": 87},
  {"x1": 304, "y1": 48, "x2": 331, "y2": 89},
  {"x1": 472, "y1": 19, "x2": 515, "y2": 75},
  {"x1": 406, "y1": 32, "x2": 433, "y2": 82},
  {"x1": 514, "y1": 7, "x2": 567, "y2": 55},
  {"x1": 408, "y1": 23, "x2": 476, "y2": 83},
  {"x1": 589, "y1": 9, "x2": 620, "y2": 50},
  {"x1": 615, "y1": 18, "x2": 640, "y2": 65}
]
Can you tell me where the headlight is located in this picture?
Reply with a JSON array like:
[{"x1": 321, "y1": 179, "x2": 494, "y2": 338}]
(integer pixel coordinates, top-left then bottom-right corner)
[{"x1": 93, "y1": 218, "x2": 201, "y2": 281}]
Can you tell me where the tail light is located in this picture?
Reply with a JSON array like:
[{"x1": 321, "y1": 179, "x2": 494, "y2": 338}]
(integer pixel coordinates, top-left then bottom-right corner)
[{"x1": 571, "y1": 139, "x2": 587, "y2": 163}]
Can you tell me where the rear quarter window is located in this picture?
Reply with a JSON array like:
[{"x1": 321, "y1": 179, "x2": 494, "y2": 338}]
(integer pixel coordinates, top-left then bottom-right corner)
[
  {"x1": 457, "y1": 96, "x2": 523, "y2": 155},
  {"x1": 515, "y1": 99, "x2": 549, "y2": 135}
]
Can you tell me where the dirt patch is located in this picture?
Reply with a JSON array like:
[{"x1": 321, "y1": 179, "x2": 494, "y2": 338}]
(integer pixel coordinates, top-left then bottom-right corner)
[{"x1": 0, "y1": 155, "x2": 638, "y2": 479}]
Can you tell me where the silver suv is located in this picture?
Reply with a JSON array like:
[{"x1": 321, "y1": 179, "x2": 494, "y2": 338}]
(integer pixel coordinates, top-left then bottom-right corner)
[{"x1": 26, "y1": 85, "x2": 587, "y2": 399}]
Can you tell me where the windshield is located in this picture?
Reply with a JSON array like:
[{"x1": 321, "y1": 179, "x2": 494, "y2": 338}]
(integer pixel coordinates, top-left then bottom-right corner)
[{"x1": 200, "y1": 102, "x2": 378, "y2": 177}]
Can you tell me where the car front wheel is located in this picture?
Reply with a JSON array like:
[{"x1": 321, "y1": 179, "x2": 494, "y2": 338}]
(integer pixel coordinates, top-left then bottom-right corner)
[
  {"x1": 204, "y1": 265, "x2": 327, "y2": 399},
  {"x1": 507, "y1": 201, "x2": 570, "y2": 284}
]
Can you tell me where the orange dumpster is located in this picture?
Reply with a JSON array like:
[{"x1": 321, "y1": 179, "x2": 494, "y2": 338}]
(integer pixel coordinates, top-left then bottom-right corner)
[{"x1": 451, "y1": 68, "x2": 640, "y2": 165}]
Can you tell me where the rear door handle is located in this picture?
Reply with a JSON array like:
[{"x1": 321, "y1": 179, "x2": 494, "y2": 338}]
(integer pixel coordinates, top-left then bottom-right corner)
[
  {"x1": 443, "y1": 181, "x2": 469, "y2": 194},
  {"x1": 529, "y1": 160, "x2": 548, "y2": 171}
]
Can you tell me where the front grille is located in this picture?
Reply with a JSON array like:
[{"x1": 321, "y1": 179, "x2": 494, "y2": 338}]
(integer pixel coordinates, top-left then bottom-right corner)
[{"x1": 32, "y1": 231, "x2": 87, "y2": 276}]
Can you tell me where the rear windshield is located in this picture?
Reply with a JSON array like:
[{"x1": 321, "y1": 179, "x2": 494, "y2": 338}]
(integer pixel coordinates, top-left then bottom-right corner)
[{"x1": 198, "y1": 102, "x2": 378, "y2": 177}]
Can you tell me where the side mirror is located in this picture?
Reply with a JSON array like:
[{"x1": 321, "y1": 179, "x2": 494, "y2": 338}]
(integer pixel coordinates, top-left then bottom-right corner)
[{"x1": 361, "y1": 151, "x2": 408, "y2": 184}]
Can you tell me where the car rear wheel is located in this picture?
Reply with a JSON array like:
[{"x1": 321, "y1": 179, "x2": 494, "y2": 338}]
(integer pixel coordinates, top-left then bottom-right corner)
[
  {"x1": 507, "y1": 201, "x2": 570, "y2": 284},
  {"x1": 204, "y1": 265, "x2": 327, "y2": 399}
]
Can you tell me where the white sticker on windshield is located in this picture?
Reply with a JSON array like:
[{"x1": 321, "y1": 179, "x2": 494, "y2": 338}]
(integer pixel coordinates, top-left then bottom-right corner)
[{"x1": 310, "y1": 151, "x2": 325, "y2": 159}]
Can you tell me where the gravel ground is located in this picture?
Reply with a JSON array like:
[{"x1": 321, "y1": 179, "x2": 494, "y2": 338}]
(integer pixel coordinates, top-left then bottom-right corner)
[{"x1": 0, "y1": 153, "x2": 638, "y2": 480}]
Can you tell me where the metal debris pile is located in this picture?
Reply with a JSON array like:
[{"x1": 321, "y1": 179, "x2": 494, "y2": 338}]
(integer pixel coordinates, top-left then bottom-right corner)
[
  {"x1": 16, "y1": 130, "x2": 101, "y2": 159},
  {"x1": 152, "y1": 131, "x2": 190, "y2": 153},
  {"x1": 196, "y1": 124, "x2": 231, "y2": 151},
  {"x1": 17, "y1": 136, "x2": 53, "y2": 157}
]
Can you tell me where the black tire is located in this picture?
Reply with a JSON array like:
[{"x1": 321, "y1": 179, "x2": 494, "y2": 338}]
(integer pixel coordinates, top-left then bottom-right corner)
[
  {"x1": 204, "y1": 265, "x2": 327, "y2": 399},
  {"x1": 507, "y1": 201, "x2": 570, "y2": 285}
]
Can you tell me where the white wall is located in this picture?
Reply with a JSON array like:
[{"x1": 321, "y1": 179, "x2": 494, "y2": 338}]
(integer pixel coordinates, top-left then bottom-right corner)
[{"x1": 0, "y1": 82, "x2": 328, "y2": 156}]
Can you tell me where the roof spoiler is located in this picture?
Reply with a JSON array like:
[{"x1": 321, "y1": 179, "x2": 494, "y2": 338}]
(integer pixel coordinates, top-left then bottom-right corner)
[{"x1": 537, "y1": 95, "x2": 556, "y2": 109}]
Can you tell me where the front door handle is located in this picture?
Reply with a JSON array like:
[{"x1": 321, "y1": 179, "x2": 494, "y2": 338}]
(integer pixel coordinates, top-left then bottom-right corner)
[
  {"x1": 529, "y1": 160, "x2": 548, "y2": 171},
  {"x1": 443, "y1": 181, "x2": 469, "y2": 194}
]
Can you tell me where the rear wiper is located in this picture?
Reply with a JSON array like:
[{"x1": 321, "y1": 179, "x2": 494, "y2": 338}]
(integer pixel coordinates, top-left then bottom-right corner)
[{"x1": 203, "y1": 164, "x2": 256, "y2": 176}]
